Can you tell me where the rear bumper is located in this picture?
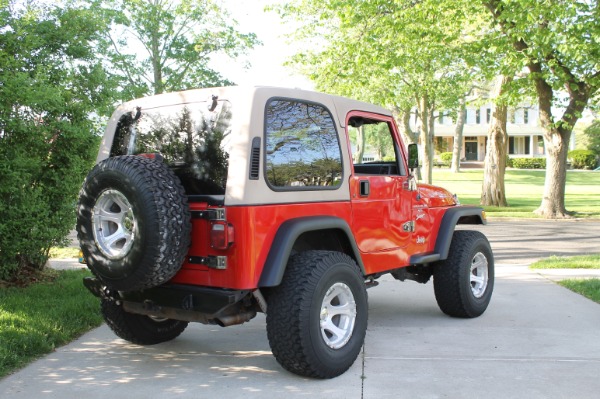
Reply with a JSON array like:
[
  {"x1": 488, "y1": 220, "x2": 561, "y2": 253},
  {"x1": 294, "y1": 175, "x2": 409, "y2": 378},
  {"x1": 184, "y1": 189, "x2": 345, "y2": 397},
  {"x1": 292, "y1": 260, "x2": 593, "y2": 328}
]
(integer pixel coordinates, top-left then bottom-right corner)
[{"x1": 83, "y1": 277, "x2": 254, "y2": 326}]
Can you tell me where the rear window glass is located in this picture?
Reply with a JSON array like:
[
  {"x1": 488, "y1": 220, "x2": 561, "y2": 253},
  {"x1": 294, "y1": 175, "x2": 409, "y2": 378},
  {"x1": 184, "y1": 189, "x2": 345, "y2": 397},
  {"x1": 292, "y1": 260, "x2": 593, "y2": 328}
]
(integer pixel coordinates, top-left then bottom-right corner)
[
  {"x1": 110, "y1": 101, "x2": 232, "y2": 195},
  {"x1": 265, "y1": 99, "x2": 343, "y2": 190}
]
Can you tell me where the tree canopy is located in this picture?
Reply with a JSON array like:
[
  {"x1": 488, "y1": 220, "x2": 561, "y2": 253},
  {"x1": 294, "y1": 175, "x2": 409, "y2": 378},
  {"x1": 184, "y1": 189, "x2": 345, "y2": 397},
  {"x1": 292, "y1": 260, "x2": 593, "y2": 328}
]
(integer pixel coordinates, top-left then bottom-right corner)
[
  {"x1": 95, "y1": 0, "x2": 259, "y2": 98},
  {"x1": 483, "y1": 0, "x2": 600, "y2": 217},
  {"x1": 275, "y1": 0, "x2": 490, "y2": 183}
]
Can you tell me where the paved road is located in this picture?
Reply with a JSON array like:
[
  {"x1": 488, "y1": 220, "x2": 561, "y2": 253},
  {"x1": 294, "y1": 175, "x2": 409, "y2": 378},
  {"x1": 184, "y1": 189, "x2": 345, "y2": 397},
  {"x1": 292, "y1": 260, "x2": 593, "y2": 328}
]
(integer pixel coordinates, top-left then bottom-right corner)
[
  {"x1": 2, "y1": 220, "x2": 600, "y2": 399},
  {"x1": 462, "y1": 218, "x2": 600, "y2": 264}
]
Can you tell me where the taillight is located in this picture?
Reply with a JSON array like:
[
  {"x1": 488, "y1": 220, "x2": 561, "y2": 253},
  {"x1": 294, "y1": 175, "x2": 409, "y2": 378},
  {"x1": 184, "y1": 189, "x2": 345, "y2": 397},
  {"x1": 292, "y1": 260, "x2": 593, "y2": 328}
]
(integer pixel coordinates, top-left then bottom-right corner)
[
  {"x1": 137, "y1": 153, "x2": 164, "y2": 162},
  {"x1": 210, "y1": 221, "x2": 234, "y2": 250}
]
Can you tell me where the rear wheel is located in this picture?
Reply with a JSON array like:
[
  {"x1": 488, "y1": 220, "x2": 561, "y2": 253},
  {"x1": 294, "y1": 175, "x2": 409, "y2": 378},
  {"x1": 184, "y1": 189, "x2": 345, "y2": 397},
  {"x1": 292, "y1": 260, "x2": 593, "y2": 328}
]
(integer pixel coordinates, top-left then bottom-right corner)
[
  {"x1": 101, "y1": 299, "x2": 188, "y2": 345},
  {"x1": 77, "y1": 155, "x2": 191, "y2": 291},
  {"x1": 433, "y1": 230, "x2": 494, "y2": 318},
  {"x1": 266, "y1": 250, "x2": 368, "y2": 379}
]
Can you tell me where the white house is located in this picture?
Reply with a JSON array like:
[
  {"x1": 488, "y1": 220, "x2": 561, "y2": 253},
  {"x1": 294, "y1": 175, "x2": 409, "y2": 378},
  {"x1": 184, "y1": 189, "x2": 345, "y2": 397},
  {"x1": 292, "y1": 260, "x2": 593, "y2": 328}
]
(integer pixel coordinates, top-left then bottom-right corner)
[{"x1": 429, "y1": 105, "x2": 576, "y2": 162}]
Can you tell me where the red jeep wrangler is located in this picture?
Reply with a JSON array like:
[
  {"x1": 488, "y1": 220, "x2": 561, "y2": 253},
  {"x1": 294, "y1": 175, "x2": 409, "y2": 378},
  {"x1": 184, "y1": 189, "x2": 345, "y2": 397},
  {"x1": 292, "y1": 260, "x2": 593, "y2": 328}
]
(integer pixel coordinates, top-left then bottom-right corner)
[{"x1": 77, "y1": 86, "x2": 493, "y2": 379}]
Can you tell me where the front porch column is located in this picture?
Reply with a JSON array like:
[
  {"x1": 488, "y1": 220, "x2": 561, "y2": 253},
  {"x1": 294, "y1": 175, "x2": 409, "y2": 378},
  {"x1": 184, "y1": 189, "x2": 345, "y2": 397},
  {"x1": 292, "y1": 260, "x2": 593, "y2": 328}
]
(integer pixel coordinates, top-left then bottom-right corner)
[{"x1": 529, "y1": 134, "x2": 535, "y2": 156}]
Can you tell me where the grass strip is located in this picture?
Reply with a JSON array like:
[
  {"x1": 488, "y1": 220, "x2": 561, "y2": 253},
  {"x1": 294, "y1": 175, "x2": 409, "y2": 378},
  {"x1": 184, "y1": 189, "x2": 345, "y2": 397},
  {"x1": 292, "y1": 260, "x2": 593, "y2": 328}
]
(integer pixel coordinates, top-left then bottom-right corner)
[
  {"x1": 530, "y1": 253, "x2": 600, "y2": 304},
  {"x1": 0, "y1": 269, "x2": 102, "y2": 378},
  {"x1": 558, "y1": 279, "x2": 600, "y2": 304},
  {"x1": 529, "y1": 254, "x2": 600, "y2": 269}
]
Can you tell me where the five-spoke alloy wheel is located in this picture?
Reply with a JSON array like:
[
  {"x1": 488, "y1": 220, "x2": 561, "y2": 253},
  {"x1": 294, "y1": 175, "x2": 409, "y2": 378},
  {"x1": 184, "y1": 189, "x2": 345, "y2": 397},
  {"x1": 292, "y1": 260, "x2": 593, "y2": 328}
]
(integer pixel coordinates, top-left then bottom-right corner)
[
  {"x1": 266, "y1": 250, "x2": 368, "y2": 379},
  {"x1": 433, "y1": 230, "x2": 494, "y2": 318}
]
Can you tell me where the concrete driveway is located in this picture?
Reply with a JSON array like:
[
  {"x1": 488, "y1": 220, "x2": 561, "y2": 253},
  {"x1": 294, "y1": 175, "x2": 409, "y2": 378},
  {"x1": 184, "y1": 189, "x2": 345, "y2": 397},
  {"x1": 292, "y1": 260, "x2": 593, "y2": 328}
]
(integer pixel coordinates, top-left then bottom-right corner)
[{"x1": 2, "y1": 220, "x2": 599, "y2": 398}]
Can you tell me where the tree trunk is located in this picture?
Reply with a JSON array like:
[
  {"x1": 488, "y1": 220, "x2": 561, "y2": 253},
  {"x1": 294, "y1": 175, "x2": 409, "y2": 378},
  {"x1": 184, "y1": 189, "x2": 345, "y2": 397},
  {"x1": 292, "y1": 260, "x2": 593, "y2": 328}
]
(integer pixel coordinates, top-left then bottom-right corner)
[
  {"x1": 354, "y1": 125, "x2": 365, "y2": 163},
  {"x1": 534, "y1": 78, "x2": 572, "y2": 218},
  {"x1": 451, "y1": 98, "x2": 466, "y2": 173},
  {"x1": 536, "y1": 126, "x2": 570, "y2": 218},
  {"x1": 481, "y1": 75, "x2": 511, "y2": 207},
  {"x1": 150, "y1": 31, "x2": 163, "y2": 94},
  {"x1": 417, "y1": 94, "x2": 434, "y2": 184},
  {"x1": 531, "y1": 68, "x2": 587, "y2": 218},
  {"x1": 394, "y1": 106, "x2": 418, "y2": 145}
]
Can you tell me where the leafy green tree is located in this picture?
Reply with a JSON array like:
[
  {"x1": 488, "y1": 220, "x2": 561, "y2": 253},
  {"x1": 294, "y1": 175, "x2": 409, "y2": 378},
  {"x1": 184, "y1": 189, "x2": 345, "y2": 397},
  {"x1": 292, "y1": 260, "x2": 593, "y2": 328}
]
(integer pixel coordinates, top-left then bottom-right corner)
[
  {"x1": 275, "y1": 0, "x2": 486, "y2": 184},
  {"x1": 95, "y1": 0, "x2": 259, "y2": 98},
  {"x1": 0, "y1": 1, "x2": 116, "y2": 279},
  {"x1": 483, "y1": 0, "x2": 600, "y2": 218},
  {"x1": 579, "y1": 120, "x2": 600, "y2": 155}
]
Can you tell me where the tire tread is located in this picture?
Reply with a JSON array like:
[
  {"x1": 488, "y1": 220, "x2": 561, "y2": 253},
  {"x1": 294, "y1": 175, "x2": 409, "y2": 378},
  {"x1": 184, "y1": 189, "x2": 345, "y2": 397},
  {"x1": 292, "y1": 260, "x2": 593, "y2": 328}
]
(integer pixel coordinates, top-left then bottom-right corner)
[
  {"x1": 266, "y1": 250, "x2": 367, "y2": 378},
  {"x1": 433, "y1": 230, "x2": 494, "y2": 318}
]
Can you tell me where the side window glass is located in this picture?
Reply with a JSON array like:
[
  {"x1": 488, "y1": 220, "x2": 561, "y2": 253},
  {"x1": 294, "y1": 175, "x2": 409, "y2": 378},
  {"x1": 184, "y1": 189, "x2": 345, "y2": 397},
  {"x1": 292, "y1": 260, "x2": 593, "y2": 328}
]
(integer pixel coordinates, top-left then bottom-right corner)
[
  {"x1": 347, "y1": 117, "x2": 405, "y2": 176},
  {"x1": 265, "y1": 99, "x2": 343, "y2": 189}
]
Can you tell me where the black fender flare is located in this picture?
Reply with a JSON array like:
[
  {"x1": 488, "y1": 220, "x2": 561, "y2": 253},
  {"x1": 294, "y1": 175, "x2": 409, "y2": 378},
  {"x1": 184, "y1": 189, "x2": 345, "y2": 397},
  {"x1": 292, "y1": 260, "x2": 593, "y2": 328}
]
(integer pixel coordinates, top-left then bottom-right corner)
[
  {"x1": 410, "y1": 206, "x2": 487, "y2": 265},
  {"x1": 257, "y1": 216, "x2": 364, "y2": 287}
]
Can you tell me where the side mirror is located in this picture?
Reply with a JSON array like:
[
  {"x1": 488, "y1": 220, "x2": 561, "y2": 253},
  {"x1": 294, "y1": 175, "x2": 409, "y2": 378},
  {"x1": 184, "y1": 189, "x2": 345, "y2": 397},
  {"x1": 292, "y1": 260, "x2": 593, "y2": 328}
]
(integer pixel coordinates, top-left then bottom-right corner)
[{"x1": 407, "y1": 143, "x2": 419, "y2": 170}]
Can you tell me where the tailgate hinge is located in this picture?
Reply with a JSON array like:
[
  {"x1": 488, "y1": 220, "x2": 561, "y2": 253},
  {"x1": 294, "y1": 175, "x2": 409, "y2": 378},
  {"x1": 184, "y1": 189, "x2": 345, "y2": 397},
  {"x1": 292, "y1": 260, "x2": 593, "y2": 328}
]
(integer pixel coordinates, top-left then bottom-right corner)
[{"x1": 191, "y1": 208, "x2": 226, "y2": 221}]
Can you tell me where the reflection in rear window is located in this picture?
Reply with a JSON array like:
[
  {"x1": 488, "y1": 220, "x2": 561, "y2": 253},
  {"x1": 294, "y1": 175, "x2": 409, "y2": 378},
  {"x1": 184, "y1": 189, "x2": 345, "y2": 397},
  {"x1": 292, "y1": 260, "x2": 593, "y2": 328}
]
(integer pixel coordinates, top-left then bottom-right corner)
[{"x1": 110, "y1": 101, "x2": 232, "y2": 195}]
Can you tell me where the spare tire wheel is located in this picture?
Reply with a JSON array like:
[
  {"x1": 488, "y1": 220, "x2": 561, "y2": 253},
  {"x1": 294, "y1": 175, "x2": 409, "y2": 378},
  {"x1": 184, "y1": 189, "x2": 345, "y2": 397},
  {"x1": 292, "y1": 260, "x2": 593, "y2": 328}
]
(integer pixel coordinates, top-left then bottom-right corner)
[{"x1": 76, "y1": 155, "x2": 191, "y2": 291}]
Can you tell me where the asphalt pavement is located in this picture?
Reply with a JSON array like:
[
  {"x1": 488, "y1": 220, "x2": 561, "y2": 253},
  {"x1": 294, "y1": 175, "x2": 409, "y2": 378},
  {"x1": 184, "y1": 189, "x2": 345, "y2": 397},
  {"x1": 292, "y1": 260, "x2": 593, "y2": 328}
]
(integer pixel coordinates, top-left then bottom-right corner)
[{"x1": 1, "y1": 220, "x2": 599, "y2": 398}]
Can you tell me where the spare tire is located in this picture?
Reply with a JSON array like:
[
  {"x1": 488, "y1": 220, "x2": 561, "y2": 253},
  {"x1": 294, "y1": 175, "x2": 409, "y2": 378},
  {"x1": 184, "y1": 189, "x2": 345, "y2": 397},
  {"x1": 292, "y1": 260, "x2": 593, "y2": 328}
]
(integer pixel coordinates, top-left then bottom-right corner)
[{"x1": 76, "y1": 155, "x2": 191, "y2": 291}]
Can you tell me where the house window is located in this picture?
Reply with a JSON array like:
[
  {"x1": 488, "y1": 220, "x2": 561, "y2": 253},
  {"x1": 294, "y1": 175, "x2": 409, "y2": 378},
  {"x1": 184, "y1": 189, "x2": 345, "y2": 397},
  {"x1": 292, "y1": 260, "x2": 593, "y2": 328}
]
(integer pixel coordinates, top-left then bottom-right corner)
[
  {"x1": 486, "y1": 108, "x2": 491, "y2": 123},
  {"x1": 524, "y1": 109, "x2": 529, "y2": 124},
  {"x1": 476, "y1": 109, "x2": 481, "y2": 124},
  {"x1": 508, "y1": 137, "x2": 531, "y2": 155}
]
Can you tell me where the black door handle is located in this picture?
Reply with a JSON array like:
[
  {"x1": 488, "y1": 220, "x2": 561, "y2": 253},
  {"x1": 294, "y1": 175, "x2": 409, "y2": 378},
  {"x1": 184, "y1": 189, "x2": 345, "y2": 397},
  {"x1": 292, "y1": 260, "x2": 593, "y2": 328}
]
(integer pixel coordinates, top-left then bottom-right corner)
[{"x1": 360, "y1": 180, "x2": 370, "y2": 197}]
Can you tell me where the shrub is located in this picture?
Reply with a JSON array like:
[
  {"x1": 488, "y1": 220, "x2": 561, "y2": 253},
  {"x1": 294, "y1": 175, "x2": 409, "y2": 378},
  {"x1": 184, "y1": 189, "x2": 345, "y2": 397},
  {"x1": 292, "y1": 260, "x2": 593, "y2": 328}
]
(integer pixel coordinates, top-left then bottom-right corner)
[
  {"x1": 506, "y1": 156, "x2": 514, "y2": 168},
  {"x1": 510, "y1": 157, "x2": 546, "y2": 169},
  {"x1": 581, "y1": 120, "x2": 600, "y2": 155},
  {"x1": 568, "y1": 149, "x2": 597, "y2": 169},
  {"x1": 434, "y1": 152, "x2": 452, "y2": 168},
  {"x1": 0, "y1": 5, "x2": 112, "y2": 280},
  {"x1": 0, "y1": 120, "x2": 100, "y2": 280},
  {"x1": 440, "y1": 152, "x2": 453, "y2": 162}
]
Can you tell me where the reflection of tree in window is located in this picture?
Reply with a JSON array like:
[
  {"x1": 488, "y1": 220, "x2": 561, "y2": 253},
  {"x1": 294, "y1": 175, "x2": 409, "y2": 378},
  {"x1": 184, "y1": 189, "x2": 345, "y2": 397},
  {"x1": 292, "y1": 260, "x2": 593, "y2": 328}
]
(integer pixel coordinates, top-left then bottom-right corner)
[
  {"x1": 111, "y1": 102, "x2": 231, "y2": 195},
  {"x1": 265, "y1": 100, "x2": 342, "y2": 188}
]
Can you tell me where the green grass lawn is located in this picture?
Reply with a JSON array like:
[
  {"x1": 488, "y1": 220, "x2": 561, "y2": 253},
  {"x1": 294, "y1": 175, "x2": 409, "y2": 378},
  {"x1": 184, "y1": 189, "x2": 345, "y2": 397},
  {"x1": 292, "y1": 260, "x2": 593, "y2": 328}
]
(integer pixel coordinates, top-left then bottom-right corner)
[
  {"x1": 0, "y1": 269, "x2": 102, "y2": 378},
  {"x1": 530, "y1": 254, "x2": 600, "y2": 304},
  {"x1": 432, "y1": 169, "x2": 600, "y2": 218},
  {"x1": 558, "y1": 279, "x2": 600, "y2": 304},
  {"x1": 529, "y1": 254, "x2": 600, "y2": 269}
]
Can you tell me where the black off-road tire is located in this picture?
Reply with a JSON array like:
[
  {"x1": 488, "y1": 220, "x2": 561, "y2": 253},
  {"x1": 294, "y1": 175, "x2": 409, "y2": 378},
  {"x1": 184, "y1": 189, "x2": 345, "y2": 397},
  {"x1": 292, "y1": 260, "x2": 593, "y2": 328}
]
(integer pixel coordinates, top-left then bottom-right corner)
[
  {"x1": 433, "y1": 230, "x2": 494, "y2": 318},
  {"x1": 101, "y1": 299, "x2": 188, "y2": 345},
  {"x1": 266, "y1": 250, "x2": 368, "y2": 379},
  {"x1": 77, "y1": 155, "x2": 191, "y2": 292}
]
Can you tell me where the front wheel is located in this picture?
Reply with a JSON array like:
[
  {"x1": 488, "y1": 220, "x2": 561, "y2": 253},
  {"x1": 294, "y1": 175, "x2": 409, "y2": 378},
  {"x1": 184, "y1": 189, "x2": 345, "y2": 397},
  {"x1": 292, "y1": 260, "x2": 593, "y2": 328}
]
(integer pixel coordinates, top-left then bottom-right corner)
[
  {"x1": 433, "y1": 230, "x2": 494, "y2": 318},
  {"x1": 101, "y1": 299, "x2": 188, "y2": 345},
  {"x1": 266, "y1": 251, "x2": 368, "y2": 379}
]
